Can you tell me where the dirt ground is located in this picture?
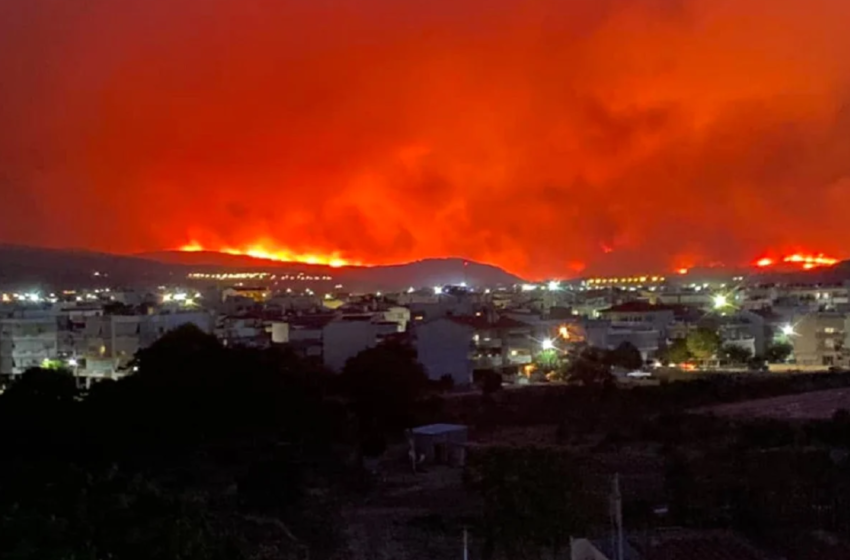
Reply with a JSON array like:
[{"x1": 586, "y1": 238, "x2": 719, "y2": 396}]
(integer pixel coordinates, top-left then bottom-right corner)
[{"x1": 341, "y1": 444, "x2": 482, "y2": 560}]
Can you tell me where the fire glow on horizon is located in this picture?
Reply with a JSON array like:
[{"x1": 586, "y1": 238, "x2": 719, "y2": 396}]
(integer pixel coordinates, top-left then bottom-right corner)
[
  {"x1": 180, "y1": 242, "x2": 355, "y2": 268},
  {"x1": 178, "y1": 241, "x2": 842, "y2": 275},
  {"x1": 755, "y1": 254, "x2": 839, "y2": 270},
  {"x1": 3, "y1": 0, "x2": 850, "y2": 278}
]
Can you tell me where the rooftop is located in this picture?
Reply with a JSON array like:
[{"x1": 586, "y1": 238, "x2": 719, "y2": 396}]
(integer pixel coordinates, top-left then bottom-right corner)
[
  {"x1": 412, "y1": 423, "x2": 467, "y2": 436},
  {"x1": 447, "y1": 315, "x2": 529, "y2": 330},
  {"x1": 600, "y1": 301, "x2": 683, "y2": 314}
]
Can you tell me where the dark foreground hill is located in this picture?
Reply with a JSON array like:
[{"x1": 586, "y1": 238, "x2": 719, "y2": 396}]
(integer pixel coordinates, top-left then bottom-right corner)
[{"x1": 0, "y1": 245, "x2": 524, "y2": 290}]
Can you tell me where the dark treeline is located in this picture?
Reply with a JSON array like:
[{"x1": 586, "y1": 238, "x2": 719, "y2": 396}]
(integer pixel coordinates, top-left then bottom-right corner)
[
  {"x1": 460, "y1": 373, "x2": 850, "y2": 559},
  {"x1": 0, "y1": 325, "x2": 433, "y2": 560},
  {"x1": 457, "y1": 370, "x2": 850, "y2": 430}
]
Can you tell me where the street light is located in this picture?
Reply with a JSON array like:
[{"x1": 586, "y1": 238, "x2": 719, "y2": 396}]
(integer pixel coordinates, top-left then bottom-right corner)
[
  {"x1": 712, "y1": 294, "x2": 729, "y2": 309},
  {"x1": 541, "y1": 338, "x2": 555, "y2": 351},
  {"x1": 781, "y1": 324, "x2": 796, "y2": 337},
  {"x1": 67, "y1": 358, "x2": 78, "y2": 367}
]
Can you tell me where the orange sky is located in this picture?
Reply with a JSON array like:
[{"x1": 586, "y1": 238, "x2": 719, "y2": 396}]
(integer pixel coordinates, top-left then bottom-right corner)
[{"x1": 1, "y1": 0, "x2": 849, "y2": 278}]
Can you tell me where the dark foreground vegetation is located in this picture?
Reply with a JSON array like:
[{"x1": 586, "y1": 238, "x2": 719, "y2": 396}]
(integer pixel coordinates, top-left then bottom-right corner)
[
  {"x1": 460, "y1": 370, "x2": 850, "y2": 559},
  {"x1": 4, "y1": 325, "x2": 850, "y2": 559},
  {"x1": 0, "y1": 325, "x2": 433, "y2": 559}
]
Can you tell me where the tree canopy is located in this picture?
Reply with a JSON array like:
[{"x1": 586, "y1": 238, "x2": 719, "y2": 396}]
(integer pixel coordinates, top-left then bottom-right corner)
[
  {"x1": 686, "y1": 328, "x2": 721, "y2": 364},
  {"x1": 766, "y1": 341, "x2": 794, "y2": 363},
  {"x1": 563, "y1": 346, "x2": 614, "y2": 387},
  {"x1": 720, "y1": 344, "x2": 753, "y2": 365},
  {"x1": 608, "y1": 341, "x2": 644, "y2": 370},
  {"x1": 338, "y1": 340, "x2": 430, "y2": 436},
  {"x1": 0, "y1": 327, "x2": 347, "y2": 560}
]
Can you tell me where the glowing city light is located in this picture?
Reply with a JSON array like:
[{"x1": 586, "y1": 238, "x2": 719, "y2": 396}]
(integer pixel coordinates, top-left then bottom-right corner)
[
  {"x1": 712, "y1": 294, "x2": 729, "y2": 309},
  {"x1": 547, "y1": 280, "x2": 561, "y2": 291},
  {"x1": 541, "y1": 338, "x2": 555, "y2": 350},
  {"x1": 781, "y1": 324, "x2": 796, "y2": 337}
]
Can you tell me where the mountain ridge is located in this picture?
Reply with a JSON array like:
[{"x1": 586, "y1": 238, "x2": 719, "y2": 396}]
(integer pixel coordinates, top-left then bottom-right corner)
[{"x1": 0, "y1": 245, "x2": 525, "y2": 290}]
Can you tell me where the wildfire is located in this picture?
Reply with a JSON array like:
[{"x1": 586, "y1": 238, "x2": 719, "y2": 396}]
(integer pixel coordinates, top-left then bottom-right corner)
[
  {"x1": 179, "y1": 242, "x2": 354, "y2": 268},
  {"x1": 754, "y1": 254, "x2": 839, "y2": 270}
]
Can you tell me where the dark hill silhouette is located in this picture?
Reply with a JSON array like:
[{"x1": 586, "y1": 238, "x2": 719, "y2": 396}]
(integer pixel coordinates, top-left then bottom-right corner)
[{"x1": 0, "y1": 245, "x2": 524, "y2": 290}]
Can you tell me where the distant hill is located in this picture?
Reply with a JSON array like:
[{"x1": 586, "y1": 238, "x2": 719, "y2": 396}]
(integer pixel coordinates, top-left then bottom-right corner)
[
  {"x1": 0, "y1": 245, "x2": 173, "y2": 289},
  {"x1": 138, "y1": 250, "x2": 294, "y2": 269},
  {"x1": 0, "y1": 246, "x2": 524, "y2": 291},
  {"x1": 139, "y1": 251, "x2": 524, "y2": 289}
]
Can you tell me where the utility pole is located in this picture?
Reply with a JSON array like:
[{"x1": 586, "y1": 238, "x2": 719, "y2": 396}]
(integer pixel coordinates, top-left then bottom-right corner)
[
  {"x1": 462, "y1": 526, "x2": 469, "y2": 560},
  {"x1": 613, "y1": 473, "x2": 624, "y2": 560}
]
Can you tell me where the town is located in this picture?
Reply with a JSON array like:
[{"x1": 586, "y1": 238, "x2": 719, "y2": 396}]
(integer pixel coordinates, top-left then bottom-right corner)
[
  {"x1": 2, "y1": 270, "x2": 846, "y2": 388},
  {"x1": 6, "y1": 264, "x2": 850, "y2": 557}
]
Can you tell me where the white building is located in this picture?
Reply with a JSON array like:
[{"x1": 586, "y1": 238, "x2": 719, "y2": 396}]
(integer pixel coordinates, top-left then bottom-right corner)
[
  {"x1": 792, "y1": 312, "x2": 849, "y2": 368},
  {"x1": 0, "y1": 314, "x2": 59, "y2": 376},
  {"x1": 79, "y1": 311, "x2": 214, "y2": 379},
  {"x1": 381, "y1": 306, "x2": 411, "y2": 331},
  {"x1": 322, "y1": 318, "x2": 381, "y2": 372}
]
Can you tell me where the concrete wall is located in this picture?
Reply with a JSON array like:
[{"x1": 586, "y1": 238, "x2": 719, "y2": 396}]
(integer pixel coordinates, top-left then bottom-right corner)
[
  {"x1": 323, "y1": 320, "x2": 378, "y2": 372},
  {"x1": 414, "y1": 318, "x2": 473, "y2": 385},
  {"x1": 793, "y1": 312, "x2": 847, "y2": 367},
  {"x1": 0, "y1": 317, "x2": 59, "y2": 375}
]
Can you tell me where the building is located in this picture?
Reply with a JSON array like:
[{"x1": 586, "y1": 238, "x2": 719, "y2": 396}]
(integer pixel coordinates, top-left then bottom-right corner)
[
  {"x1": 284, "y1": 315, "x2": 334, "y2": 358},
  {"x1": 606, "y1": 326, "x2": 661, "y2": 361},
  {"x1": 448, "y1": 314, "x2": 534, "y2": 371},
  {"x1": 81, "y1": 315, "x2": 144, "y2": 376},
  {"x1": 598, "y1": 301, "x2": 677, "y2": 339},
  {"x1": 792, "y1": 312, "x2": 849, "y2": 368},
  {"x1": 222, "y1": 286, "x2": 270, "y2": 303},
  {"x1": 411, "y1": 424, "x2": 468, "y2": 466},
  {"x1": 0, "y1": 314, "x2": 59, "y2": 377},
  {"x1": 322, "y1": 317, "x2": 381, "y2": 372},
  {"x1": 414, "y1": 317, "x2": 475, "y2": 385}
]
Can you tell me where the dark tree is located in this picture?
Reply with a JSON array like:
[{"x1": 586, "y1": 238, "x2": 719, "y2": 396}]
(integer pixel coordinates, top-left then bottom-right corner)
[
  {"x1": 720, "y1": 344, "x2": 753, "y2": 365},
  {"x1": 765, "y1": 341, "x2": 793, "y2": 363},
  {"x1": 608, "y1": 341, "x2": 643, "y2": 370},
  {"x1": 1, "y1": 367, "x2": 78, "y2": 405},
  {"x1": 338, "y1": 340, "x2": 430, "y2": 436},
  {"x1": 686, "y1": 328, "x2": 721, "y2": 365},
  {"x1": 0, "y1": 331, "x2": 345, "y2": 560},
  {"x1": 465, "y1": 446, "x2": 589, "y2": 558},
  {"x1": 565, "y1": 347, "x2": 614, "y2": 387},
  {"x1": 658, "y1": 338, "x2": 691, "y2": 364}
]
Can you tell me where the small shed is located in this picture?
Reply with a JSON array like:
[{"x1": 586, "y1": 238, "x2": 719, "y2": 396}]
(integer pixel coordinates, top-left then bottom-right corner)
[{"x1": 411, "y1": 423, "x2": 468, "y2": 466}]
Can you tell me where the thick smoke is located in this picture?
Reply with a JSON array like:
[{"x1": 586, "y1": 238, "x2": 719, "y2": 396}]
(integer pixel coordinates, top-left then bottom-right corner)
[{"x1": 1, "y1": 0, "x2": 849, "y2": 277}]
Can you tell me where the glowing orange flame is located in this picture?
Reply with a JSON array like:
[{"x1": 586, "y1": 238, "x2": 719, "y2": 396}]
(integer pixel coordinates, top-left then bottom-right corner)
[
  {"x1": 783, "y1": 254, "x2": 838, "y2": 267},
  {"x1": 753, "y1": 253, "x2": 839, "y2": 270},
  {"x1": 179, "y1": 242, "x2": 354, "y2": 268}
]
